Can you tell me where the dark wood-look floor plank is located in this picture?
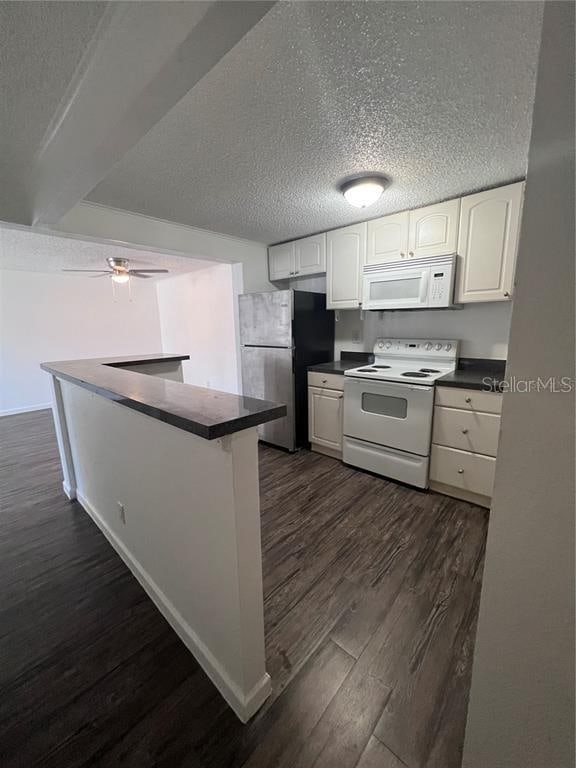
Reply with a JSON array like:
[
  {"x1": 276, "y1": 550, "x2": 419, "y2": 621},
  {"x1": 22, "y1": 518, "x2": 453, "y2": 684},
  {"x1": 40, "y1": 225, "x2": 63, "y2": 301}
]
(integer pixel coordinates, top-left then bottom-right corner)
[
  {"x1": 0, "y1": 410, "x2": 489, "y2": 768},
  {"x1": 356, "y1": 736, "x2": 408, "y2": 768}
]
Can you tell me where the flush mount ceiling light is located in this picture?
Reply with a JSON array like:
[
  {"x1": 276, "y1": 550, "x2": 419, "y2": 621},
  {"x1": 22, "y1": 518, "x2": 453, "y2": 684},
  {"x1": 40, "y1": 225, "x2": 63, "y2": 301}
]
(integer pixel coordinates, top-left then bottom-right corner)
[{"x1": 340, "y1": 174, "x2": 390, "y2": 208}]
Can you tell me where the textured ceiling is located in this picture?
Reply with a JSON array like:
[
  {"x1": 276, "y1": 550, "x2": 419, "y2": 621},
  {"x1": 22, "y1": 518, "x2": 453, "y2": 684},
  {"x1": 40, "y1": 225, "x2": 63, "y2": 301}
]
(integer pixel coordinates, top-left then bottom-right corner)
[
  {"x1": 0, "y1": 226, "x2": 215, "y2": 276},
  {"x1": 87, "y1": 1, "x2": 543, "y2": 244},
  {"x1": 0, "y1": 2, "x2": 107, "y2": 219}
]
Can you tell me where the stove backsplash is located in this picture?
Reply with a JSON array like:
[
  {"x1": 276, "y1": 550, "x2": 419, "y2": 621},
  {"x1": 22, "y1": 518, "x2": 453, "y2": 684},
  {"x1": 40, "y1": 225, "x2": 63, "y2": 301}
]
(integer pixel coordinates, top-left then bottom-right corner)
[{"x1": 335, "y1": 302, "x2": 512, "y2": 361}]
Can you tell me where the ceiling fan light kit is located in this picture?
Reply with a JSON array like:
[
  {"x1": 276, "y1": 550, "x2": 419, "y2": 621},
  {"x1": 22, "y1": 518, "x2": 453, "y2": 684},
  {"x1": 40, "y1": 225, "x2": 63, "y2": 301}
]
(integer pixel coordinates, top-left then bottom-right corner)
[{"x1": 61, "y1": 256, "x2": 169, "y2": 283}]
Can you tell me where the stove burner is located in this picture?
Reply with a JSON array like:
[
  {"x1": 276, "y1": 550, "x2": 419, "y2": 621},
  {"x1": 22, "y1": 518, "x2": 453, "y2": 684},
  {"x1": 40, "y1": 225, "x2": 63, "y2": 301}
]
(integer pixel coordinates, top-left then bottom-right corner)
[
  {"x1": 420, "y1": 368, "x2": 440, "y2": 373},
  {"x1": 402, "y1": 371, "x2": 431, "y2": 378},
  {"x1": 357, "y1": 367, "x2": 377, "y2": 372},
  {"x1": 372, "y1": 364, "x2": 391, "y2": 369}
]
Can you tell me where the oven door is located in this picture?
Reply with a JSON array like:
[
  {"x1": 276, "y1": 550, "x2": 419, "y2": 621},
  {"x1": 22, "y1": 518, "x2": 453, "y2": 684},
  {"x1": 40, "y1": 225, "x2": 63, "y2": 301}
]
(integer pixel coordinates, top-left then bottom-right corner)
[
  {"x1": 343, "y1": 377, "x2": 434, "y2": 456},
  {"x1": 362, "y1": 265, "x2": 430, "y2": 310}
]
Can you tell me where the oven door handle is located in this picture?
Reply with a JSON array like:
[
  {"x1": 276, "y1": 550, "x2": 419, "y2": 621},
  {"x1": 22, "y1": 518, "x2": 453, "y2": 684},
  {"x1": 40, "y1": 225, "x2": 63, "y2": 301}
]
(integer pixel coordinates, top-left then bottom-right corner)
[{"x1": 345, "y1": 378, "x2": 433, "y2": 393}]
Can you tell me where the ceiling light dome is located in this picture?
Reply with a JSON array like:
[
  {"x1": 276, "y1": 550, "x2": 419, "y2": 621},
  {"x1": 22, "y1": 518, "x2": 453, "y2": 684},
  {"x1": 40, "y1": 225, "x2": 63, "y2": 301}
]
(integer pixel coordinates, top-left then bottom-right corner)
[
  {"x1": 111, "y1": 272, "x2": 130, "y2": 284},
  {"x1": 340, "y1": 175, "x2": 389, "y2": 208}
]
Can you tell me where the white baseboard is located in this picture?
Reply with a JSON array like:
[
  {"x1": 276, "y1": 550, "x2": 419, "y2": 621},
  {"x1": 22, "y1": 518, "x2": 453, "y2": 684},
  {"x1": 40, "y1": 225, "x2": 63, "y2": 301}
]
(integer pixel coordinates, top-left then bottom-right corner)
[
  {"x1": 0, "y1": 403, "x2": 52, "y2": 417},
  {"x1": 76, "y1": 491, "x2": 271, "y2": 722}
]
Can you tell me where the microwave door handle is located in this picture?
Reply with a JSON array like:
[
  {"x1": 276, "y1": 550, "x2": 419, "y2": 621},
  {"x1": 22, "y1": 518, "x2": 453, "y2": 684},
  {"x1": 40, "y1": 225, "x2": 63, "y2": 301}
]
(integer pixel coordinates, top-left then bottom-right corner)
[{"x1": 419, "y1": 270, "x2": 430, "y2": 303}]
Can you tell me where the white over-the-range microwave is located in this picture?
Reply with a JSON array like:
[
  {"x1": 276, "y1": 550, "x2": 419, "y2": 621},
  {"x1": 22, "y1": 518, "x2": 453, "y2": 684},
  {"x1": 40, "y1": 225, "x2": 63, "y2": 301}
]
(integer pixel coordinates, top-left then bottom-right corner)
[{"x1": 362, "y1": 253, "x2": 457, "y2": 311}]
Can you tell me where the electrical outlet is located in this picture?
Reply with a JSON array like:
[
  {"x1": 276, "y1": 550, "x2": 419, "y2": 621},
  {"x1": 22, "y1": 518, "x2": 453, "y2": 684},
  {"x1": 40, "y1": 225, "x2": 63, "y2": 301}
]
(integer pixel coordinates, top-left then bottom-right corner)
[
  {"x1": 117, "y1": 502, "x2": 126, "y2": 525},
  {"x1": 352, "y1": 329, "x2": 361, "y2": 344}
]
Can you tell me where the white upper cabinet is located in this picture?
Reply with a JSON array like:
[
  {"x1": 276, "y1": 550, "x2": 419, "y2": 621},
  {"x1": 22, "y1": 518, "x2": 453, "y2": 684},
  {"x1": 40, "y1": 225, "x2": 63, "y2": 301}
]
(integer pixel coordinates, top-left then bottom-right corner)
[
  {"x1": 269, "y1": 233, "x2": 326, "y2": 280},
  {"x1": 268, "y1": 242, "x2": 294, "y2": 281},
  {"x1": 408, "y1": 199, "x2": 460, "y2": 258},
  {"x1": 366, "y1": 211, "x2": 409, "y2": 264},
  {"x1": 326, "y1": 222, "x2": 367, "y2": 309},
  {"x1": 456, "y1": 182, "x2": 524, "y2": 303},
  {"x1": 294, "y1": 233, "x2": 326, "y2": 277}
]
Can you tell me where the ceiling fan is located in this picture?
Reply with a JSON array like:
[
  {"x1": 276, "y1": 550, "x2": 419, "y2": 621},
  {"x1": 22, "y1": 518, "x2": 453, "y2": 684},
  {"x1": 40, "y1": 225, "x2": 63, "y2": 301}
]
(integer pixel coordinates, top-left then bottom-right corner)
[{"x1": 62, "y1": 257, "x2": 169, "y2": 284}]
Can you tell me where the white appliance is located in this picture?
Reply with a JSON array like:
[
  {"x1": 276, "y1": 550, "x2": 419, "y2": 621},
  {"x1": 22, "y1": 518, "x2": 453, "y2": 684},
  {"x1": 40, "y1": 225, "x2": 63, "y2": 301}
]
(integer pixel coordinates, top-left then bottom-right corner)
[
  {"x1": 362, "y1": 254, "x2": 457, "y2": 311},
  {"x1": 343, "y1": 338, "x2": 459, "y2": 488}
]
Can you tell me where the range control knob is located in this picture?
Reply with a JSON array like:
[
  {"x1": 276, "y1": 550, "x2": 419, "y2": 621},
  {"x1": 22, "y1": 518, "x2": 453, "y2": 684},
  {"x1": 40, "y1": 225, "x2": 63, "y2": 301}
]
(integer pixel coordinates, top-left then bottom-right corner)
[
  {"x1": 445, "y1": 343, "x2": 452, "y2": 351},
  {"x1": 424, "y1": 342, "x2": 433, "y2": 351},
  {"x1": 384, "y1": 341, "x2": 392, "y2": 350},
  {"x1": 435, "y1": 343, "x2": 443, "y2": 351},
  {"x1": 377, "y1": 341, "x2": 384, "y2": 349}
]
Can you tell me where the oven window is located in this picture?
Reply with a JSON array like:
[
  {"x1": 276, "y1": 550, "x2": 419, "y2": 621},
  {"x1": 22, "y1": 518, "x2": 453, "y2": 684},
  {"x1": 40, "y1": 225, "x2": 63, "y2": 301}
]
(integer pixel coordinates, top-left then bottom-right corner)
[
  {"x1": 369, "y1": 277, "x2": 421, "y2": 301},
  {"x1": 361, "y1": 392, "x2": 408, "y2": 419}
]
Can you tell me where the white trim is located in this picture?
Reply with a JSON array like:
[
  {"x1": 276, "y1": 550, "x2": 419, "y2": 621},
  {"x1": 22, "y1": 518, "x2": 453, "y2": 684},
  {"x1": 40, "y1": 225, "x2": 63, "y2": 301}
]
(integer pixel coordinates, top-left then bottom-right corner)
[
  {"x1": 76, "y1": 490, "x2": 271, "y2": 723},
  {"x1": 0, "y1": 403, "x2": 52, "y2": 417}
]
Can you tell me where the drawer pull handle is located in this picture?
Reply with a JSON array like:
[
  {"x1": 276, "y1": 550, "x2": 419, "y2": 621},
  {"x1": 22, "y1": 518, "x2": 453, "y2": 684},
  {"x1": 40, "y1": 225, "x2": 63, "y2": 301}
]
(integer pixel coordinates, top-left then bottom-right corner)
[
  {"x1": 458, "y1": 468, "x2": 465, "y2": 474},
  {"x1": 461, "y1": 428, "x2": 469, "y2": 434},
  {"x1": 465, "y1": 397, "x2": 472, "y2": 403},
  {"x1": 322, "y1": 379, "x2": 328, "y2": 384}
]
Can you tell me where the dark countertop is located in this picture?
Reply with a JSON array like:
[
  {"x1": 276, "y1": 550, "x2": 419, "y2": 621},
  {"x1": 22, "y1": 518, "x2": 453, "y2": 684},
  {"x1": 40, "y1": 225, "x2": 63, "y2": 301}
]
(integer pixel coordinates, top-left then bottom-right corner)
[
  {"x1": 41, "y1": 354, "x2": 286, "y2": 440},
  {"x1": 309, "y1": 354, "x2": 507, "y2": 391},
  {"x1": 437, "y1": 358, "x2": 507, "y2": 392},
  {"x1": 308, "y1": 351, "x2": 374, "y2": 376}
]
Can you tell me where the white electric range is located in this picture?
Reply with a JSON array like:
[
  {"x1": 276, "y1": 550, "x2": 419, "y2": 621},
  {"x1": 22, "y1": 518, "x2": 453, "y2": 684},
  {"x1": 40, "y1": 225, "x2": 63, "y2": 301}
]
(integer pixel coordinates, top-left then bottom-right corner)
[{"x1": 343, "y1": 338, "x2": 459, "y2": 488}]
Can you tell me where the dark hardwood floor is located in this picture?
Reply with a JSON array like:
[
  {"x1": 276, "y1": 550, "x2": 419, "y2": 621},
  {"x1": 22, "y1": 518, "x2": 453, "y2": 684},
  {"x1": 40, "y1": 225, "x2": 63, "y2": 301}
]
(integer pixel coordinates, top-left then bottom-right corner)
[{"x1": 0, "y1": 410, "x2": 488, "y2": 768}]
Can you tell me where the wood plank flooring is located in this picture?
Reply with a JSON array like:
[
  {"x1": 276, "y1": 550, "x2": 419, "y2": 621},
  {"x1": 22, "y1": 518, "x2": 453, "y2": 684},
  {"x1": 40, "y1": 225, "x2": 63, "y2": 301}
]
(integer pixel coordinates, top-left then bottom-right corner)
[{"x1": 0, "y1": 410, "x2": 488, "y2": 768}]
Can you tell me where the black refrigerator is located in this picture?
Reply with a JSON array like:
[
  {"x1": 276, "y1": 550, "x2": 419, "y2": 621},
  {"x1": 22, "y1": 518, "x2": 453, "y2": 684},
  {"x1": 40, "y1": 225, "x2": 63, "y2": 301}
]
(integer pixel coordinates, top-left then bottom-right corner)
[{"x1": 239, "y1": 290, "x2": 335, "y2": 451}]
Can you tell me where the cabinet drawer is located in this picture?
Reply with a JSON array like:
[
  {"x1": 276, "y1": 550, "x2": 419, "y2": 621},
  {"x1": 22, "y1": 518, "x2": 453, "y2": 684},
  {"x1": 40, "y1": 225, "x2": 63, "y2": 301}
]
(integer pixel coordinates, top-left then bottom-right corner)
[
  {"x1": 435, "y1": 386, "x2": 502, "y2": 414},
  {"x1": 430, "y1": 445, "x2": 496, "y2": 498},
  {"x1": 433, "y1": 406, "x2": 500, "y2": 457},
  {"x1": 307, "y1": 371, "x2": 345, "y2": 391}
]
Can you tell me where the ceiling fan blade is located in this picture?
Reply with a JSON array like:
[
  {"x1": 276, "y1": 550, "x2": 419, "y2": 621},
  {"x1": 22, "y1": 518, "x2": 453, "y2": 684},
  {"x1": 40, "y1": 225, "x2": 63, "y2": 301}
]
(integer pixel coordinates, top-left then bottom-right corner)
[
  {"x1": 130, "y1": 272, "x2": 152, "y2": 279},
  {"x1": 129, "y1": 269, "x2": 170, "y2": 274},
  {"x1": 61, "y1": 269, "x2": 111, "y2": 273}
]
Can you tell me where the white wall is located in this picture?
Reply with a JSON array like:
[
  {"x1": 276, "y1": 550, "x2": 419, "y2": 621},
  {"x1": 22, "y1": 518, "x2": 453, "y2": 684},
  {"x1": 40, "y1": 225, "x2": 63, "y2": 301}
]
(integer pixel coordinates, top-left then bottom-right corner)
[
  {"x1": 56, "y1": 202, "x2": 274, "y2": 293},
  {"x1": 156, "y1": 264, "x2": 241, "y2": 394},
  {"x1": 0, "y1": 269, "x2": 163, "y2": 415},
  {"x1": 334, "y1": 302, "x2": 512, "y2": 359},
  {"x1": 463, "y1": 3, "x2": 575, "y2": 766}
]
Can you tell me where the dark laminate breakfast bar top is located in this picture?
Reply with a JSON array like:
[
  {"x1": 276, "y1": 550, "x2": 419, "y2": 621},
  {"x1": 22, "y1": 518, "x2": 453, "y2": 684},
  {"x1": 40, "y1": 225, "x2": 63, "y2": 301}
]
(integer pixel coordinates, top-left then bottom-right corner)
[
  {"x1": 41, "y1": 354, "x2": 286, "y2": 440},
  {"x1": 308, "y1": 352, "x2": 375, "y2": 376}
]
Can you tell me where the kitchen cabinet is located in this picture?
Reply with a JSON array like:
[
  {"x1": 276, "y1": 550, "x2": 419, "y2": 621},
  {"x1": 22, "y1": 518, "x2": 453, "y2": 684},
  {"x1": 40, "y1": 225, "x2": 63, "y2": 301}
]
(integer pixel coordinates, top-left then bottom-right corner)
[
  {"x1": 268, "y1": 234, "x2": 326, "y2": 280},
  {"x1": 455, "y1": 181, "x2": 524, "y2": 303},
  {"x1": 307, "y1": 372, "x2": 344, "y2": 458},
  {"x1": 294, "y1": 233, "x2": 326, "y2": 276},
  {"x1": 326, "y1": 222, "x2": 367, "y2": 309},
  {"x1": 430, "y1": 386, "x2": 503, "y2": 508},
  {"x1": 408, "y1": 199, "x2": 460, "y2": 258},
  {"x1": 268, "y1": 242, "x2": 294, "y2": 281},
  {"x1": 366, "y1": 211, "x2": 409, "y2": 264}
]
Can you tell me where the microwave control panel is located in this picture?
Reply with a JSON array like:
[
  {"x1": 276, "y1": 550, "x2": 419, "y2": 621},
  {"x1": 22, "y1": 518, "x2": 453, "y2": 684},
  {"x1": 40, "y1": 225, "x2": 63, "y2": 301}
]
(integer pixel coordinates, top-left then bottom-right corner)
[{"x1": 428, "y1": 267, "x2": 455, "y2": 306}]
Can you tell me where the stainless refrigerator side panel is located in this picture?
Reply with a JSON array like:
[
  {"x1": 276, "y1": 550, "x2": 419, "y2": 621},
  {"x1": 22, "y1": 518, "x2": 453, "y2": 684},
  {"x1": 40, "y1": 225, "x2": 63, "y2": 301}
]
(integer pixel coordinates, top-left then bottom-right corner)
[
  {"x1": 240, "y1": 346, "x2": 295, "y2": 450},
  {"x1": 239, "y1": 291, "x2": 293, "y2": 348}
]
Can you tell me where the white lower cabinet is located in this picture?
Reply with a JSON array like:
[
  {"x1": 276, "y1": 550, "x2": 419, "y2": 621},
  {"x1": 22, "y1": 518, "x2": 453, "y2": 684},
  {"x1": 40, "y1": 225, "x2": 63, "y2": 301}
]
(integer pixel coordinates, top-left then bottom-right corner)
[
  {"x1": 307, "y1": 373, "x2": 344, "y2": 458},
  {"x1": 430, "y1": 386, "x2": 502, "y2": 507}
]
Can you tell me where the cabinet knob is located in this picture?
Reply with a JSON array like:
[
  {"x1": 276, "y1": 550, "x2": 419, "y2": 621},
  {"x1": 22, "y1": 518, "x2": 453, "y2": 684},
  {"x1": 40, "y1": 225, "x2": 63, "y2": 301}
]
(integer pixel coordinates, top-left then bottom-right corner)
[
  {"x1": 458, "y1": 468, "x2": 464, "y2": 474},
  {"x1": 409, "y1": 251, "x2": 414, "y2": 256},
  {"x1": 465, "y1": 397, "x2": 472, "y2": 403},
  {"x1": 322, "y1": 379, "x2": 327, "y2": 383},
  {"x1": 400, "y1": 252, "x2": 406, "y2": 257},
  {"x1": 461, "y1": 428, "x2": 469, "y2": 434},
  {"x1": 295, "y1": 270, "x2": 300, "y2": 275},
  {"x1": 504, "y1": 291, "x2": 510, "y2": 297}
]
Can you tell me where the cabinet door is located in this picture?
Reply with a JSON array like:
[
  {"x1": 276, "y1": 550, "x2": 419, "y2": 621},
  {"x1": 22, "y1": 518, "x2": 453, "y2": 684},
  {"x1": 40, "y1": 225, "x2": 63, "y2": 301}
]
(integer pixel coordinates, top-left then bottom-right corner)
[
  {"x1": 456, "y1": 182, "x2": 524, "y2": 303},
  {"x1": 326, "y1": 222, "x2": 367, "y2": 309},
  {"x1": 408, "y1": 199, "x2": 460, "y2": 258},
  {"x1": 366, "y1": 211, "x2": 409, "y2": 264},
  {"x1": 308, "y1": 386, "x2": 343, "y2": 451},
  {"x1": 268, "y1": 242, "x2": 294, "y2": 281},
  {"x1": 294, "y1": 233, "x2": 326, "y2": 276}
]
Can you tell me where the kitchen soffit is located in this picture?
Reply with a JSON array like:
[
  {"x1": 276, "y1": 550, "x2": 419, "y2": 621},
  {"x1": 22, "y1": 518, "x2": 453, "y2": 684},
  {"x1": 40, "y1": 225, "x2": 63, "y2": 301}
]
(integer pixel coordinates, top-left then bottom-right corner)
[{"x1": 87, "y1": 1, "x2": 544, "y2": 244}]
